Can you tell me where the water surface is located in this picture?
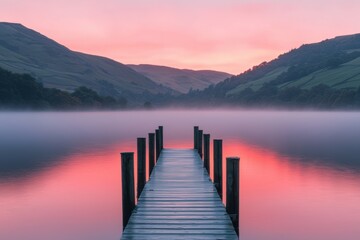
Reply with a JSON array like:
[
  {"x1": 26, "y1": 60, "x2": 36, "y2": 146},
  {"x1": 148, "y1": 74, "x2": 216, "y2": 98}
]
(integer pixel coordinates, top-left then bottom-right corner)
[{"x1": 1, "y1": 110, "x2": 360, "y2": 240}]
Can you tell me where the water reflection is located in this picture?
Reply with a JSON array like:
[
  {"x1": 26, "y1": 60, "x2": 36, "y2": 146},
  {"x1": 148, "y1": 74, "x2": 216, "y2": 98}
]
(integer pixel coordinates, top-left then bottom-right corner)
[
  {"x1": 0, "y1": 110, "x2": 360, "y2": 239},
  {"x1": 0, "y1": 144, "x2": 123, "y2": 240},
  {"x1": 236, "y1": 142, "x2": 360, "y2": 240}
]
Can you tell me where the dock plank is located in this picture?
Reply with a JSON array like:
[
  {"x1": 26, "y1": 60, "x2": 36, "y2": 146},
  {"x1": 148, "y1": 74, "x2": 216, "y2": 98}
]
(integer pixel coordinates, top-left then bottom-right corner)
[{"x1": 121, "y1": 149, "x2": 238, "y2": 239}]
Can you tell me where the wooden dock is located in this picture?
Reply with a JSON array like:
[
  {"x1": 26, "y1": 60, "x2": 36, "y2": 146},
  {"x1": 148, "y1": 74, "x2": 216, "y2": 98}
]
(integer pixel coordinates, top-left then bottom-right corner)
[{"x1": 121, "y1": 149, "x2": 238, "y2": 239}]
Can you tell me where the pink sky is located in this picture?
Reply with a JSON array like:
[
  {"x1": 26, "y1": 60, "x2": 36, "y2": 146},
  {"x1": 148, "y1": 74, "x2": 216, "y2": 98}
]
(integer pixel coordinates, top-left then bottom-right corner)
[{"x1": 1, "y1": 0, "x2": 360, "y2": 74}]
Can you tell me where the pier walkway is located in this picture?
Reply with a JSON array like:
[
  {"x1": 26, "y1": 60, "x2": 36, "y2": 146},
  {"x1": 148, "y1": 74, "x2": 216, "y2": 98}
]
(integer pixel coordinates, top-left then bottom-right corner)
[{"x1": 121, "y1": 149, "x2": 238, "y2": 239}]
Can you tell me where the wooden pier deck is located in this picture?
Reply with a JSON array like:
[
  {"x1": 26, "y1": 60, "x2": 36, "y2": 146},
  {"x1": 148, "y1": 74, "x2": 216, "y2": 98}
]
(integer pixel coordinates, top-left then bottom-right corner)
[{"x1": 121, "y1": 149, "x2": 238, "y2": 239}]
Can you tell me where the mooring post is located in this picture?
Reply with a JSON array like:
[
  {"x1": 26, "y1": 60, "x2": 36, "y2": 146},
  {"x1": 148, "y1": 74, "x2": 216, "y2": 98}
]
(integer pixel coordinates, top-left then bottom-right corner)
[
  {"x1": 137, "y1": 138, "x2": 146, "y2": 198},
  {"x1": 155, "y1": 129, "x2": 160, "y2": 161},
  {"x1": 213, "y1": 139, "x2": 223, "y2": 198},
  {"x1": 198, "y1": 129, "x2": 203, "y2": 158},
  {"x1": 159, "y1": 126, "x2": 163, "y2": 150},
  {"x1": 226, "y1": 157, "x2": 240, "y2": 235},
  {"x1": 194, "y1": 126, "x2": 199, "y2": 150},
  {"x1": 203, "y1": 134, "x2": 210, "y2": 173},
  {"x1": 148, "y1": 133, "x2": 155, "y2": 175},
  {"x1": 121, "y1": 152, "x2": 135, "y2": 230}
]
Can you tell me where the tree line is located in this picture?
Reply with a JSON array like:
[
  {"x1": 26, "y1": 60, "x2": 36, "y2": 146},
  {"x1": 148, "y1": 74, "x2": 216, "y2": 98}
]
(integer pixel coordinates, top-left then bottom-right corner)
[
  {"x1": 227, "y1": 84, "x2": 360, "y2": 109},
  {"x1": 0, "y1": 67, "x2": 127, "y2": 110},
  {"x1": 178, "y1": 83, "x2": 360, "y2": 109}
]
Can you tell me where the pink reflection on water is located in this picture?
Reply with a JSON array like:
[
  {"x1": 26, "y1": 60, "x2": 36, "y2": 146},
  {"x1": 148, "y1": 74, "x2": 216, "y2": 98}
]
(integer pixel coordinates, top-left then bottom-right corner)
[
  {"x1": 158, "y1": 137, "x2": 360, "y2": 239},
  {"x1": 1, "y1": 135, "x2": 360, "y2": 240},
  {"x1": 152, "y1": 137, "x2": 360, "y2": 239},
  {"x1": 222, "y1": 140, "x2": 360, "y2": 240},
  {"x1": 0, "y1": 144, "x2": 125, "y2": 240}
]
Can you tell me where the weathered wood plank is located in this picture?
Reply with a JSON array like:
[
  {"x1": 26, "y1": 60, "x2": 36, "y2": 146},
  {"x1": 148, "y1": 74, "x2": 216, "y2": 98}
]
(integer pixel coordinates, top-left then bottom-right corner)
[
  {"x1": 135, "y1": 207, "x2": 226, "y2": 211},
  {"x1": 148, "y1": 133, "x2": 155, "y2": 175},
  {"x1": 123, "y1": 229, "x2": 237, "y2": 234},
  {"x1": 137, "y1": 203, "x2": 224, "y2": 208},
  {"x1": 122, "y1": 235, "x2": 238, "y2": 240},
  {"x1": 121, "y1": 149, "x2": 238, "y2": 239},
  {"x1": 121, "y1": 152, "x2": 135, "y2": 230},
  {"x1": 128, "y1": 219, "x2": 234, "y2": 225}
]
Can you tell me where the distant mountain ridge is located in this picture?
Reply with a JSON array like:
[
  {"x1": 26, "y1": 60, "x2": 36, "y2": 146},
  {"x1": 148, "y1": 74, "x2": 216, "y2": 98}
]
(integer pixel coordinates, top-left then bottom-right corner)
[
  {"x1": 128, "y1": 64, "x2": 232, "y2": 93},
  {"x1": 181, "y1": 33, "x2": 360, "y2": 108},
  {"x1": 0, "y1": 22, "x2": 174, "y2": 104},
  {"x1": 218, "y1": 33, "x2": 360, "y2": 94},
  {"x1": 0, "y1": 22, "x2": 231, "y2": 104},
  {"x1": 2, "y1": 22, "x2": 360, "y2": 109}
]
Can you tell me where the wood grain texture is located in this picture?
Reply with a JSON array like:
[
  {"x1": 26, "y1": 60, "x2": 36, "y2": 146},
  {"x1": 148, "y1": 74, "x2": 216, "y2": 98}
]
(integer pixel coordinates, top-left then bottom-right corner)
[
  {"x1": 121, "y1": 149, "x2": 238, "y2": 239},
  {"x1": 121, "y1": 152, "x2": 135, "y2": 230},
  {"x1": 148, "y1": 133, "x2": 155, "y2": 175}
]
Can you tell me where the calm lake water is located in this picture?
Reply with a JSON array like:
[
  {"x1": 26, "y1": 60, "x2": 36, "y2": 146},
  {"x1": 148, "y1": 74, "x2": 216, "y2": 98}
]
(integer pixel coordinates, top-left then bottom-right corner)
[{"x1": 1, "y1": 110, "x2": 360, "y2": 240}]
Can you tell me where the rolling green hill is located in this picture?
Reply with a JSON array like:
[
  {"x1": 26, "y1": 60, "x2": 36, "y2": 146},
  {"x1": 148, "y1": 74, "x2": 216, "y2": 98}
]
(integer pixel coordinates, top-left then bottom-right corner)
[
  {"x1": 227, "y1": 55, "x2": 360, "y2": 96},
  {"x1": 0, "y1": 22, "x2": 174, "y2": 104},
  {"x1": 278, "y1": 56, "x2": 360, "y2": 90},
  {"x1": 128, "y1": 64, "x2": 231, "y2": 93},
  {"x1": 184, "y1": 33, "x2": 360, "y2": 108},
  {"x1": 227, "y1": 66, "x2": 288, "y2": 95}
]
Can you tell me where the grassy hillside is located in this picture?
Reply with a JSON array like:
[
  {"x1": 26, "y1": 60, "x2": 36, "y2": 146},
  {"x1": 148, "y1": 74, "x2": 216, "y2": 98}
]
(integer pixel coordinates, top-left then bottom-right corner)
[
  {"x1": 173, "y1": 34, "x2": 360, "y2": 109},
  {"x1": 217, "y1": 34, "x2": 360, "y2": 95},
  {"x1": 0, "y1": 22, "x2": 173, "y2": 104},
  {"x1": 226, "y1": 56, "x2": 360, "y2": 97},
  {"x1": 128, "y1": 64, "x2": 231, "y2": 93},
  {"x1": 179, "y1": 33, "x2": 360, "y2": 108},
  {"x1": 278, "y1": 57, "x2": 360, "y2": 90},
  {"x1": 227, "y1": 67, "x2": 288, "y2": 95}
]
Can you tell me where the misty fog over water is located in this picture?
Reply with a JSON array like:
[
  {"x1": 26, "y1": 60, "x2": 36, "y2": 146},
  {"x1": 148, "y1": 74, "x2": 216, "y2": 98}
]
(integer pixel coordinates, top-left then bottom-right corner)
[{"x1": 1, "y1": 110, "x2": 360, "y2": 239}]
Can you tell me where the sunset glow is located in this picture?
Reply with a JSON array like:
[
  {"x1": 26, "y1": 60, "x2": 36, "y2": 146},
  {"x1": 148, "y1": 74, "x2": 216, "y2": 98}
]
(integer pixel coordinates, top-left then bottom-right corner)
[
  {"x1": 2, "y1": 0, "x2": 360, "y2": 73},
  {"x1": 2, "y1": 138, "x2": 360, "y2": 239}
]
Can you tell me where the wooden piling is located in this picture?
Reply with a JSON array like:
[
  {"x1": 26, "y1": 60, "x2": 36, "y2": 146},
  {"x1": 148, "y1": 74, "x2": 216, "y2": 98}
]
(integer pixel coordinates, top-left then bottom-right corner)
[
  {"x1": 159, "y1": 126, "x2": 163, "y2": 150},
  {"x1": 155, "y1": 129, "x2": 160, "y2": 161},
  {"x1": 226, "y1": 157, "x2": 240, "y2": 235},
  {"x1": 137, "y1": 138, "x2": 146, "y2": 198},
  {"x1": 198, "y1": 129, "x2": 203, "y2": 158},
  {"x1": 148, "y1": 133, "x2": 155, "y2": 175},
  {"x1": 203, "y1": 134, "x2": 210, "y2": 173},
  {"x1": 213, "y1": 139, "x2": 223, "y2": 198},
  {"x1": 194, "y1": 126, "x2": 199, "y2": 150},
  {"x1": 121, "y1": 152, "x2": 135, "y2": 230},
  {"x1": 121, "y1": 149, "x2": 238, "y2": 238}
]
